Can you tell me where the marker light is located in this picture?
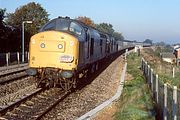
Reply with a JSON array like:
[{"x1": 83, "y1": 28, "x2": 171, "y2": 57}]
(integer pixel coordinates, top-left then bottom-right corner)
[{"x1": 40, "y1": 43, "x2": 45, "y2": 48}]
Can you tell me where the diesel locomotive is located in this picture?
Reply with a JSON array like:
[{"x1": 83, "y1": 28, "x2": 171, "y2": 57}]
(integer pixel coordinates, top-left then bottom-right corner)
[{"x1": 26, "y1": 17, "x2": 134, "y2": 90}]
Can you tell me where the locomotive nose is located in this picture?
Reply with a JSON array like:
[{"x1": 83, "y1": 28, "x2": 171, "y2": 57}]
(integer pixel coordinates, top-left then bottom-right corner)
[{"x1": 29, "y1": 31, "x2": 79, "y2": 70}]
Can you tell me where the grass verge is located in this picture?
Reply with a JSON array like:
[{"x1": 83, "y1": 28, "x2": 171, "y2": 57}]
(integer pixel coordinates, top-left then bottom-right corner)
[{"x1": 114, "y1": 52, "x2": 155, "y2": 120}]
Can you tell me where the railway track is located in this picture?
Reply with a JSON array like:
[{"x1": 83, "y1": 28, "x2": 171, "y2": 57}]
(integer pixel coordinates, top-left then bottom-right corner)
[
  {"x1": 0, "y1": 88, "x2": 70, "y2": 120},
  {"x1": 0, "y1": 65, "x2": 28, "y2": 77},
  {"x1": 0, "y1": 63, "x2": 28, "y2": 72},
  {"x1": 0, "y1": 64, "x2": 29, "y2": 85},
  {"x1": 0, "y1": 71, "x2": 28, "y2": 85}
]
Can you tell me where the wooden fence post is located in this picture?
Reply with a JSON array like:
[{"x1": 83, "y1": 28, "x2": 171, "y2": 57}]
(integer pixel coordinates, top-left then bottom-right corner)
[
  {"x1": 163, "y1": 83, "x2": 167, "y2": 120},
  {"x1": 156, "y1": 74, "x2": 159, "y2": 103},
  {"x1": 173, "y1": 86, "x2": 177, "y2": 120}
]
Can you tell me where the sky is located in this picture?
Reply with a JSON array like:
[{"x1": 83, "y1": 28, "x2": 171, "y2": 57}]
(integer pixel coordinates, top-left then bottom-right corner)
[{"x1": 1, "y1": 0, "x2": 180, "y2": 44}]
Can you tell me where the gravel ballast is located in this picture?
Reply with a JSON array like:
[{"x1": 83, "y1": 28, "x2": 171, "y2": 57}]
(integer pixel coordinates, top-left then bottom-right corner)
[{"x1": 43, "y1": 55, "x2": 125, "y2": 120}]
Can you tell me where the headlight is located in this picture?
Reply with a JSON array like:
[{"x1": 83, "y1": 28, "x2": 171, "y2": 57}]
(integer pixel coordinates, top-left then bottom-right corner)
[
  {"x1": 40, "y1": 43, "x2": 45, "y2": 48},
  {"x1": 60, "y1": 55, "x2": 74, "y2": 63},
  {"x1": 60, "y1": 71, "x2": 73, "y2": 78},
  {"x1": 58, "y1": 44, "x2": 63, "y2": 49}
]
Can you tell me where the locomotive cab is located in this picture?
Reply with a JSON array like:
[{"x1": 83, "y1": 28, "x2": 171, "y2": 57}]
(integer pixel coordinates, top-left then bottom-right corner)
[{"x1": 27, "y1": 17, "x2": 86, "y2": 89}]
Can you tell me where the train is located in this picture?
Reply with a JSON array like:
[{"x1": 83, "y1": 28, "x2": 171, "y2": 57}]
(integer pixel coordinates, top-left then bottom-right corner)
[{"x1": 26, "y1": 16, "x2": 150, "y2": 90}]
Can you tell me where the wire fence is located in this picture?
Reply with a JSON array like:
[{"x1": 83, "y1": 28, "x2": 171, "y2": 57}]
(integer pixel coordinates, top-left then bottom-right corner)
[
  {"x1": 0, "y1": 51, "x2": 29, "y2": 67},
  {"x1": 141, "y1": 57, "x2": 179, "y2": 120}
]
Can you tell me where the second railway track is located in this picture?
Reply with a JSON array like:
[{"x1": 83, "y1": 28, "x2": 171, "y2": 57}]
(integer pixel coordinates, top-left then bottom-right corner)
[
  {"x1": 0, "y1": 87, "x2": 70, "y2": 120},
  {"x1": 0, "y1": 71, "x2": 29, "y2": 85}
]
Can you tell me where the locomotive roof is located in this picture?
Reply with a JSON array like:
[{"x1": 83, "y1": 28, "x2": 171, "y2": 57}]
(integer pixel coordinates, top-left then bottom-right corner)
[{"x1": 56, "y1": 17, "x2": 109, "y2": 36}]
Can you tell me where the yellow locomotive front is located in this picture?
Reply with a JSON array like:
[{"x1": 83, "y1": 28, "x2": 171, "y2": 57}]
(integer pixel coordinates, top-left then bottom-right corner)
[
  {"x1": 27, "y1": 17, "x2": 82, "y2": 90},
  {"x1": 29, "y1": 31, "x2": 79, "y2": 71}
]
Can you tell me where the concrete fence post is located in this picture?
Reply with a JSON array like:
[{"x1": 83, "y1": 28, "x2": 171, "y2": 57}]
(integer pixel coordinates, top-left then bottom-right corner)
[
  {"x1": 163, "y1": 83, "x2": 167, "y2": 120},
  {"x1": 156, "y1": 74, "x2": 159, "y2": 103},
  {"x1": 173, "y1": 86, "x2": 177, "y2": 120},
  {"x1": 148, "y1": 65, "x2": 150, "y2": 84},
  {"x1": 17, "y1": 52, "x2": 20, "y2": 65},
  {"x1": 141, "y1": 58, "x2": 143, "y2": 70},
  {"x1": 143, "y1": 60, "x2": 145, "y2": 73},
  {"x1": 145, "y1": 62, "x2": 148, "y2": 76},
  {"x1": 151, "y1": 68, "x2": 153, "y2": 91},
  {"x1": 144, "y1": 60, "x2": 146, "y2": 73},
  {"x1": 173, "y1": 67, "x2": 175, "y2": 78},
  {"x1": 6, "y1": 53, "x2": 9, "y2": 67}
]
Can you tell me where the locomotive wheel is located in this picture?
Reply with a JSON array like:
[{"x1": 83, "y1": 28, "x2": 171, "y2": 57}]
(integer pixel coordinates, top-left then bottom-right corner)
[
  {"x1": 59, "y1": 77, "x2": 76, "y2": 91},
  {"x1": 35, "y1": 69, "x2": 55, "y2": 88},
  {"x1": 36, "y1": 77, "x2": 46, "y2": 88},
  {"x1": 35, "y1": 70, "x2": 46, "y2": 88}
]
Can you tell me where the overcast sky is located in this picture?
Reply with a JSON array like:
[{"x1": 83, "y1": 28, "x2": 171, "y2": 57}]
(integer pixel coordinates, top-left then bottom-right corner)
[{"x1": 1, "y1": 0, "x2": 180, "y2": 44}]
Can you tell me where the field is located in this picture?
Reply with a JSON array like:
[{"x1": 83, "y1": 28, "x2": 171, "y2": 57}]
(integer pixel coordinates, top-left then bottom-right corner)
[{"x1": 142, "y1": 47, "x2": 180, "y2": 87}]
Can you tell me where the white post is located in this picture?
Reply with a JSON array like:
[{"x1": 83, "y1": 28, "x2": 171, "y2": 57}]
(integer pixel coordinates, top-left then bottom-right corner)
[
  {"x1": 22, "y1": 21, "x2": 32, "y2": 63},
  {"x1": 148, "y1": 65, "x2": 150, "y2": 83},
  {"x1": 17, "y1": 52, "x2": 20, "y2": 65},
  {"x1": 125, "y1": 49, "x2": 128, "y2": 60},
  {"x1": 22, "y1": 22, "x2": 25, "y2": 63},
  {"x1": 126, "y1": 49, "x2": 128, "y2": 55},
  {"x1": 164, "y1": 83, "x2": 167, "y2": 120},
  {"x1": 6, "y1": 53, "x2": 9, "y2": 67},
  {"x1": 151, "y1": 68, "x2": 153, "y2": 91},
  {"x1": 156, "y1": 74, "x2": 159, "y2": 103},
  {"x1": 173, "y1": 86, "x2": 177, "y2": 120},
  {"x1": 173, "y1": 67, "x2": 175, "y2": 78}
]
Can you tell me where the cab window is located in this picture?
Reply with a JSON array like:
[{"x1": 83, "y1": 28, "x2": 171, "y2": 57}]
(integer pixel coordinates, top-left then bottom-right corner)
[
  {"x1": 69, "y1": 22, "x2": 82, "y2": 36},
  {"x1": 56, "y1": 19, "x2": 69, "y2": 31},
  {"x1": 42, "y1": 20, "x2": 56, "y2": 31}
]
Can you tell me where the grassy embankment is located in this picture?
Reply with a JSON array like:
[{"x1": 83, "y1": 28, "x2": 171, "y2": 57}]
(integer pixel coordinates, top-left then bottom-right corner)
[
  {"x1": 114, "y1": 52, "x2": 155, "y2": 120},
  {"x1": 143, "y1": 48, "x2": 180, "y2": 87}
]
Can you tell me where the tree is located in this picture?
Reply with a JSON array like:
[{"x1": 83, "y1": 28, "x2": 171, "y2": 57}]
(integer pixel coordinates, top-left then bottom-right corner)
[
  {"x1": 96, "y1": 23, "x2": 114, "y2": 35},
  {"x1": 5, "y1": 2, "x2": 49, "y2": 51},
  {"x1": 76, "y1": 16, "x2": 96, "y2": 28},
  {"x1": 155, "y1": 41, "x2": 166, "y2": 46},
  {"x1": 143, "y1": 39, "x2": 153, "y2": 45},
  {"x1": 0, "y1": 8, "x2": 6, "y2": 24},
  {"x1": 113, "y1": 32, "x2": 124, "y2": 41},
  {"x1": 6, "y1": 2, "x2": 49, "y2": 34}
]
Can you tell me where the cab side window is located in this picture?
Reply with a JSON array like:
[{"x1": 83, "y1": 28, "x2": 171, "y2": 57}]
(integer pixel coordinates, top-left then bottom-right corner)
[{"x1": 69, "y1": 22, "x2": 82, "y2": 36}]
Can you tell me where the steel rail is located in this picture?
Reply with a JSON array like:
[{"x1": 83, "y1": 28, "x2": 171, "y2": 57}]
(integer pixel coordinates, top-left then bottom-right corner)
[{"x1": 0, "y1": 88, "x2": 44, "y2": 116}]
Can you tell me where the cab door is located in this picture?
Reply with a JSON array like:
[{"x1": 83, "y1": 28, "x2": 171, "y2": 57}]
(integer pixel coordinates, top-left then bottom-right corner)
[{"x1": 85, "y1": 28, "x2": 91, "y2": 62}]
